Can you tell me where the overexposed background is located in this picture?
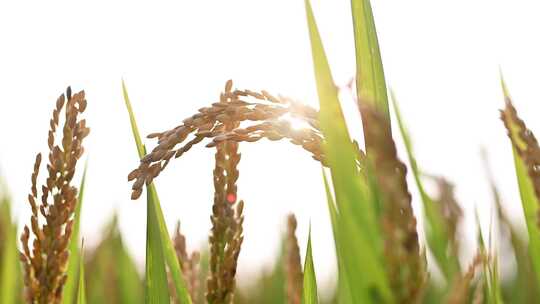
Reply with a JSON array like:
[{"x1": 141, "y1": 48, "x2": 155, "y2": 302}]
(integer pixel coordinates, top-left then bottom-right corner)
[{"x1": 1, "y1": 0, "x2": 539, "y2": 296}]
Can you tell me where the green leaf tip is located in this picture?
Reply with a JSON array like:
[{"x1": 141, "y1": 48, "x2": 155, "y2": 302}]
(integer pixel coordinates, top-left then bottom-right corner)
[
  {"x1": 122, "y1": 80, "x2": 145, "y2": 158},
  {"x1": 62, "y1": 162, "x2": 88, "y2": 304},
  {"x1": 499, "y1": 67, "x2": 511, "y2": 99},
  {"x1": 301, "y1": 224, "x2": 318, "y2": 304},
  {"x1": 76, "y1": 240, "x2": 87, "y2": 304},
  {"x1": 351, "y1": 0, "x2": 390, "y2": 122}
]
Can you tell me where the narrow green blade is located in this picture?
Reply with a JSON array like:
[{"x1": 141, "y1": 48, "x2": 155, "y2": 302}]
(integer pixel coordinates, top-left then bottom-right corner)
[
  {"x1": 116, "y1": 238, "x2": 145, "y2": 304},
  {"x1": 63, "y1": 163, "x2": 88, "y2": 304},
  {"x1": 76, "y1": 243, "x2": 87, "y2": 304},
  {"x1": 351, "y1": 0, "x2": 390, "y2": 122},
  {"x1": 301, "y1": 226, "x2": 318, "y2": 304},
  {"x1": 0, "y1": 195, "x2": 20, "y2": 304},
  {"x1": 122, "y1": 80, "x2": 145, "y2": 157},
  {"x1": 304, "y1": 1, "x2": 392, "y2": 302},
  {"x1": 510, "y1": 130, "x2": 540, "y2": 282},
  {"x1": 122, "y1": 80, "x2": 192, "y2": 304},
  {"x1": 489, "y1": 154, "x2": 540, "y2": 301},
  {"x1": 322, "y1": 171, "x2": 353, "y2": 304},
  {"x1": 145, "y1": 190, "x2": 170, "y2": 304},
  {"x1": 475, "y1": 213, "x2": 504, "y2": 304},
  {"x1": 391, "y1": 92, "x2": 460, "y2": 281}
]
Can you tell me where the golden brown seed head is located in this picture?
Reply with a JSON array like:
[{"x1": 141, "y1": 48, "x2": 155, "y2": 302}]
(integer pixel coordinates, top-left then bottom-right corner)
[
  {"x1": 361, "y1": 103, "x2": 426, "y2": 303},
  {"x1": 501, "y1": 98, "x2": 540, "y2": 228},
  {"x1": 20, "y1": 87, "x2": 89, "y2": 304},
  {"x1": 285, "y1": 214, "x2": 302, "y2": 304},
  {"x1": 128, "y1": 80, "x2": 365, "y2": 200}
]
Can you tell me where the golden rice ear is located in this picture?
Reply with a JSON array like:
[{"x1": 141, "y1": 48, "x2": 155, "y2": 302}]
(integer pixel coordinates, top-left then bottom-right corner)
[
  {"x1": 501, "y1": 100, "x2": 540, "y2": 227},
  {"x1": 170, "y1": 221, "x2": 200, "y2": 304},
  {"x1": 125, "y1": 80, "x2": 367, "y2": 303},
  {"x1": 224, "y1": 79, "x2": 233, "y2": 93},
  {"x1": 128, "y1": 80, "x2": 365, "y2": 200},
  {"x1": 285, "y1": 214, "x2": 303, "y2": 304},
  {"x1": 207, "y1": 92, "x2": 244, "y2": 304},
  {"x1": 361, "y1": 103, "x2": 426, "y2": 303},
  {"x1": 20, "y1": 87, "x2": 89, "y2": 304}
]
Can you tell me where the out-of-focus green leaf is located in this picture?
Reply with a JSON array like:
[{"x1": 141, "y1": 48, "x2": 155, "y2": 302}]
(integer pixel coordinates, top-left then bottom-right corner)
[
  {"x1": 322, "y1": 171, "x2": 353, "y2": 304},
  {"x1": 116, "y1": 238, "x2": 145, "y2": 304},
  {"x1": 85, "y1": 217, "x2": 143, "y2": 304},
  {"x1": 301, "y1": 226, "x2": 318, "y2": 304},
  {"x1": 489, "y1": 168, "x2": 540, "y2": 302},
  {"x1": 500, "y1": 77, "x2": 540, "y2": 289},
  {"x1": 512, "y1": 138, "x2": 540, "y2": 276},
  {"x1": 391, "y1": 92, "x2": 460, "y2": 281},
  {"x1": 76, "y1": 242, "x2": 87, "y2": 304},
  {"x1": 122, "y1": 80, "x2": 192, "y2": 304},
  {"x1": 0, "y1": 192, "x2": 20, "y2": 304},
  {"x1": 304, "y1": 1, "x2": 392, "y2": 302},
  {"x1": 63, "y1": 163, "x2": 88, "y2": 304},
  {"x1": 351, "y1": 0, "x2": 390, "y2": 123},
  {"x1": 476, "y1": 212, "x2": 504, "y2": 304}
]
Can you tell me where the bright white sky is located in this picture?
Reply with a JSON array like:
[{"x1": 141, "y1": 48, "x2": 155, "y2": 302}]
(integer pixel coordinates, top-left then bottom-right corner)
[{"x1": 1, "y1": 0, "x2": 540, "y2": 296}]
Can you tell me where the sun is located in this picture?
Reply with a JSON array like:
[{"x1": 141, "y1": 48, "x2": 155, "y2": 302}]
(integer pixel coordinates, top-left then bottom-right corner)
[{"x1": 281, "y1": 112, "x2": 311, "y2": 131}]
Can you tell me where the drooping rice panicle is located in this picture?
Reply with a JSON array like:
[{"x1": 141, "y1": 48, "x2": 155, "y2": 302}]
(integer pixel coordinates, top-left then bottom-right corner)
[
  {"x1": 19, "y1": 88, "x2": 89, "y2": 304},
  {"x1": 128, "y1": 80, "x2": 365, "y2": 199},
  {"x1": 361, "y1": 104, "x2": 426, "y2": 303},
  {"x1": 284, "y1": 214, "x2": 302, "y2": 304},
  {"x1": 501, "y1": 98, "x2": 540, "y2": 227}
]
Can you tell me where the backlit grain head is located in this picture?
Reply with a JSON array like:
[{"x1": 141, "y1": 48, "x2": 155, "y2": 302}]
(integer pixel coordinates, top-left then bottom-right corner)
[{"x1": 128, "y1": 80, "x2": 365, "y2": 199}]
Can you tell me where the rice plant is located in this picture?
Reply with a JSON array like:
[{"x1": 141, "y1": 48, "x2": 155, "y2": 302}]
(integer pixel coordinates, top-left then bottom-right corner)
[{"x1": 0, "y1": 0, "x2": 539, "y2": 303}]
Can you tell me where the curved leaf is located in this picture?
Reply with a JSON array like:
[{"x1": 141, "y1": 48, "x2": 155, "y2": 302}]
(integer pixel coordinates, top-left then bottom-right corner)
[{"x1": 122, "y1": 81, "x2": 192, "y2": 304}]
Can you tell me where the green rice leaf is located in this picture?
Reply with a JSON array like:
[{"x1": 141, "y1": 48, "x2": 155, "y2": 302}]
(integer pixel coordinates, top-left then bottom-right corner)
[
  {"x1": 500, "y1": 80, "x2": 540, "y2": 289},
  {"x1": 76, "y1": 242, "x2": 87, "y2": 304},
  {"x1": 122, "y1": 80, "x2": 192, "y2": 304},
  {"x1": 116, "y1": 238, "x2": 145, "y2": 304},
  {"x1": 391, "y1": 92, "x2": 460, "y2": 281},
  {"x1": 122, "y1": 80, "x2": 145, "y2": 157},
  {"x1": 351, "y1": 0, "x2": 390, "y2": 122},
  {"x1": 0, "y1": 194, "x2": 20, "y2": 304},
  {"x1": 85, "y1": 217, "x2": 144, "y2": 304},
  {"x1": 304, "y1": 1, "x2": 392, "y2": 302},
  {"x1": 475, "y1": 212, "x2": 504, "y2": 304},
  {"x1": 483, "y1": 257, "x2": 504, "y2": 304},
  {"x1": 511, "y1": 144, "x2": 540, "y2": 268},
  {"x1": 63, "y1": 163, "x2": 88, "y2": 304},
  {"x1": 322, "y1": 171, "x2": 353, "y2": 304},
  {"x1": 490, "y1": 168, "x2": 540, "y2": 301},
  {"x1": 145, "y1": 190, "x2": 170, "y2": 303},
  {"x1": 501, "y1": 73, "x2": 540, "y2": 290},
  {"x1": 301, "y1": 226, "x2": 318, "y2": 304}
]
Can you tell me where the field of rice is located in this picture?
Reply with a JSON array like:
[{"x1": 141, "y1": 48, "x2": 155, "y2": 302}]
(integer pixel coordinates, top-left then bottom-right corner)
[{"x1": 1, "y1": 0, "x2": 539, "y2": 303}]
